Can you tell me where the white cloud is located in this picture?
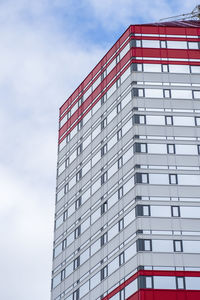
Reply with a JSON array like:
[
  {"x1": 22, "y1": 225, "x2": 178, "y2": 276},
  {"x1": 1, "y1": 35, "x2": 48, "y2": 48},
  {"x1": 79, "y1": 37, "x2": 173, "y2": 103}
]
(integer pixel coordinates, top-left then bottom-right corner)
[
  {"x1": 0, "y1": 1, "x2": 105, "y2": 300},
  {"x1": 85, "y1": 0, "x2": 199, "y2": 30}
]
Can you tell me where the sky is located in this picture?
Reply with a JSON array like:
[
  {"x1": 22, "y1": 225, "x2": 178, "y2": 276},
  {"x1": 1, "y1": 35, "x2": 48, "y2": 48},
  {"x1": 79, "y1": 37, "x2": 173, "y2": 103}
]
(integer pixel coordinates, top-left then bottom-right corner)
[{"x1": 0, "y1": 0, "x2": 199, "y2": 299}]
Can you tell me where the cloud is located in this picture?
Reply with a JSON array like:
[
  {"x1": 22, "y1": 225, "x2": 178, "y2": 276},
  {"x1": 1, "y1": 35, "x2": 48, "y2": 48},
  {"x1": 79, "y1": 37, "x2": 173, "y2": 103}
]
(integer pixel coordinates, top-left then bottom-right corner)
[{"x1": 85, "y1": 0, "x2": 199, "y2": 30}]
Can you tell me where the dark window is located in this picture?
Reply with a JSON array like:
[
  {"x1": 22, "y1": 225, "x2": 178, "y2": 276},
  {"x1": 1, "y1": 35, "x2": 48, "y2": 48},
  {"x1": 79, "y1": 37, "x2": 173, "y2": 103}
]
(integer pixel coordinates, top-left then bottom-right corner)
[
  {"x1": 167, "y1": 144, "x2": 175, "y2": 154},
  {"x1": 101, "y1": 143, "x2": 107, "y2": 157},
  {"x1": 75, "y1": 197, "x2": 81, "y2": 210},
  {"x1": 118, "y1": 218, "x2": 124, "y2": 231},
  {"x1": 135, "y1": 205, "x2": 150, "y2": 216},
  {"x1": 169, "y1": 174, "x2": 178, "y2": 184},
  {"x1": 73, "y1": 289, "x2": 79, "y2": 300},
  {"x1": 118, "y1": 156, "x2": 123, "y2": 169},
  {"x1": 135, "y1": 173, "x2": 149, "y2": 184},
  {"x1": 119, "y1": 252, "x2": 125, "y2": 265},
  {"x1": 134, "y1": 143, "x2": 147, "y2": 153},
  {"x1": 100, "y1": 233, "x2": 108, "y2": 247},
  {"x1": 118, "y1": 186, "x2": 123, "y2": 199},
  {"x1": 101, "y1": 117, "x2": 107, "y2": 130},
  {"x1": 74, "y1": 225, "x2": 81, "y2": 239},
  {"x1": 101, "y1": 172, "x2": 108, "y2": 185},
  {"x1": 100, "y1": 266, "x2": 108, "y2": 281},
  {"x1": 117, "y1": 129, "x2": 122, "y2": 141},
  {"x1": 101, "y1": 201, "x2": 107, "y2": 215},
  {"x1": 173, "y1": 240, "x2": 183, "y2": 252},
  {"x1": 76, "y1": 170, "x2": 82, "y2": 182},
  {"x1": 73, "y1": 256, "x2": 80, "y2": 270},
  {"x1": 171, "y1": 206, "x2": 180, "y2": 217},
  {"x1": 165, "y1": 116, "x2": 173, "y2": 125},
  {"x1": 77, "y1": 144, "x2": 82, "y2": 156},
  {"x1": 137, "y1": 239, "x2": 152, "y2": 251}
]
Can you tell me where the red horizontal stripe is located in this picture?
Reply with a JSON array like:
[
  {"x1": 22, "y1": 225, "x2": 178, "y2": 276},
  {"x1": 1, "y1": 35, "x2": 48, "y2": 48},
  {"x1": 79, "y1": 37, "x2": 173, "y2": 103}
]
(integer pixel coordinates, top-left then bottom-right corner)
[
  {"x1": 128, "y1": 289, "x2": 200, "y2": 300},
  {"x1": 102, "y1": 270, "x2": 200, "y2": 300},
  {"x1": 133, "y1": 24, "x2": 200, "y2": 36}
]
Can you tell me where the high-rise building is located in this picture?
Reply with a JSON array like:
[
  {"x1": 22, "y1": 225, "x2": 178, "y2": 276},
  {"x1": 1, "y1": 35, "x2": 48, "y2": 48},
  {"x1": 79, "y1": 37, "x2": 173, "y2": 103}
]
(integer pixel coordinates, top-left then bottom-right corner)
[{"x1": 51, "y1": 20, "x2": 200, "y2": 300}]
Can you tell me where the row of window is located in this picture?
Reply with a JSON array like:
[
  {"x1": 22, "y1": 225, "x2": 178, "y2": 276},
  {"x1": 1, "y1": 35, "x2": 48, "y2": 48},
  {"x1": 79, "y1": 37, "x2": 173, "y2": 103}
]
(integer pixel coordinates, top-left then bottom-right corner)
[
  {"x1": 135, "y1": 173, "x2": 200, "y2": 186},
  {"x1": 132, "y1": 39, "x2": 200, "y2": 49},
  {"x1": 137, "y1": 239, "x2": 200, "y2": 254},
  {"x1": 133, "y1": 114, "x2": 200, "y2": 126},
  {"x1": 135, "y1": 204, "x2": 200, "y2": 218},
  {"x1": 134, "y1": 63, "x2": 200, "y2": 74},
  {"x1": 135, "y1": 142, "x2": 200, "y2": 155},
  {"x1": 132, "y1": 87, "x2": 200, "y2": 99}
]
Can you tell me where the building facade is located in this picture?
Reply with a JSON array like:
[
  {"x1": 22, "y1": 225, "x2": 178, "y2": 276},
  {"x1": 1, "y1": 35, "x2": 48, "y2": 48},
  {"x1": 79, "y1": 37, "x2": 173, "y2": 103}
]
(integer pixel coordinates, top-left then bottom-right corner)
[{"x1": 51, "y1": 21, "x2": 200, "y2": 300}]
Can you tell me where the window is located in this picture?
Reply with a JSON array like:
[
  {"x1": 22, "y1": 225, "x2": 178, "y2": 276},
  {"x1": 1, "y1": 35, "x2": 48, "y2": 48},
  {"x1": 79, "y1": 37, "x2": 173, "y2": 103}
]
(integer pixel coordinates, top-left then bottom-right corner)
[
  {"x1": 101, "y1": 201, "x2": 107, "y2": 215},
  {"x1": 135, "y1": 173, "x2": 149, "y2": 184},
  {"x1": 198, "y1": 145, "x2": 200, "y2": 154},
  {"x1": 174, "y1": 240, "x2": 183, "y2": 252},
  {"x1": 165, "y1": 116, "x2": 173, "y2": 125},
  {"x1": 100, "y1": 265, "x2": 108, "y2": 281},
  {"x1": 163, "y1": 89, "x2": 171, "y2": 98},
  {"x1": 116, "y1": 78, "x2": 121, "y2": 88},
  {"x1": 133, "y1": 115, "x2": 146, "y2": 124},
  {"x1": 193, "y1": 90, "x2": 200, "y2": 99},
  {"x1": 101, "y1": 143, "x2": 107, "y2": 157},
  {"x1": 118, "y1": 218, "x2": 124, "y2": 231},
  {"x1": 77, "y1": 119, "x2": 83, "y2": 131},
  {"x1": 100, "y1": 233, "x2": 108, "y2": 247},
  {"x1": 160, "y1": 40, "x2": 167, "y2": 48},
  {"x1": 74, "y1": 225, "x2": 81, "y2": 239},
  {"x1": 162, "y1": 64, "x2": 169, "y2": 72},
  {"x1": 136, "y1": 205, "x2": 150, "y2": 216},
  {"x1": 101, "y1": 117, "x2": 107, "y2": 130},
  {"x1": 188, "y1": 42, "x2": 199, "y2": 49},
  {"x1": 117, "y1": 129, "x2": 122, "y2": 141},
  {"x1": 176, "y1": 277, "x2": 185, "y2": 289},
  {"x1": 136, "y1": 143, "x2": 147, "y2": 153},
  {"x1": 117, "y1": 102, "x2": 122, "y2": 113},
  {"x1": 118, "y1": 156, "x2": 123, "y2": 169},
  {"x1": 73, "y1": 289, "x2": 79, "y2": 300},
  {"x1": 61, "y1": 268, "x2": 65, "y2": 281},
  {"x1": 73, "y1": 256, "x2": 80, "y2": 270},
  {"x1": 101, "y1": 93, "x2": 107, "y2": 105},
  {"x1": 119, "y1": 252, "x2": 125, "y2": 265},
  {"x1": 118, "y1": 186, "x2": 123, "y2": 199},
  {"x1": 77, "y1": 144, "x2": 82, "y2": 156},
  {"x1": 132, "y1": 88, "x2": 144, "y2": 97},
  {"x1": 137, "y1": 239, "x2": 152, "y2": 251},
  {"x1": 171, "y1": 206, "x2": 180, "y2": 217},
  {"x1": 78, "y1": 97, "x2": 83, "y2": 107},
  {"x1": 116, "y1": 54, "x2": 120, "y2": 64},
  {"x1": 75, "y1": 197, "x2": 81, "y2": 210},
  {"x1": 101, "y1": 172, "x2": 108, "y2": 185},
  {"x1": 167, "y1": 144, "x2": 175, "y2": 154},
  {"x1": 195, "y1": 117, "x2": 200, "y2": 126},
  {"x1": 76, "y1": 170, "x2": 82, "y2": 182},
  {"x1": 169, "y1": 174, "x2": 178, "y2": 184},
  {"x1": 139, "y1": 276, "x2": 153, "y2": 288}
]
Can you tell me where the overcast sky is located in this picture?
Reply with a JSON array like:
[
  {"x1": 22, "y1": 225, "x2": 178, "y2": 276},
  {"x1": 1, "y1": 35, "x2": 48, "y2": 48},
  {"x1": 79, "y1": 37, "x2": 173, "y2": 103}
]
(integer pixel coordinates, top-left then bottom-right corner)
[{"x1": 0, "y1": 0, "x2": 199, "y2": 299}]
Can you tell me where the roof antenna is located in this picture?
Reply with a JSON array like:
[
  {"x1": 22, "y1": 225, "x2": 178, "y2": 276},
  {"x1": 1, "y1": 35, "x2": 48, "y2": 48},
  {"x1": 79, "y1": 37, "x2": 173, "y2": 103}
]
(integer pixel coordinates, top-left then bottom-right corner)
[{"x1": 159, "y1": 4, "x2": 200, "y2": 22}]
